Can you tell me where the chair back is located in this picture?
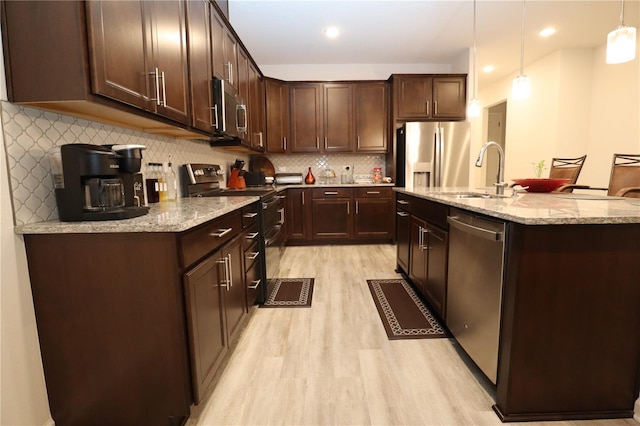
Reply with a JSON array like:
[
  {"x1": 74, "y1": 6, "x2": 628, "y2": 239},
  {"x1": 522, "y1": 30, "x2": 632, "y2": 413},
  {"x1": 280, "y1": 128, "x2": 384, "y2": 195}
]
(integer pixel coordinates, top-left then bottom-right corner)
[
  {"x1": 549, "y1": 155, "x2": 587, "y2": 184},
  {"x1": 608, "y1": 154, "x2": 640, "y2": 198}
]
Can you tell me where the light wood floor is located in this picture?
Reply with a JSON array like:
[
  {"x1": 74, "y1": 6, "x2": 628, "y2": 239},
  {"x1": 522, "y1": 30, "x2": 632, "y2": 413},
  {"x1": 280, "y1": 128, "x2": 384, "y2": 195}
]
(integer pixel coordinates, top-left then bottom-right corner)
[{"x1": 193, "y1": 244, "x2": 638, "y2": 426}]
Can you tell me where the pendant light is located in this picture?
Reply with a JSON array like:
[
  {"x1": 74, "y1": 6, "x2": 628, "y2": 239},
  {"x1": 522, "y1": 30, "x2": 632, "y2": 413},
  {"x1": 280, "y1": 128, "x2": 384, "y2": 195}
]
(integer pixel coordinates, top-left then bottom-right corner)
[
  {"x1": 512, "y1": 0, "x2": 530, "y2": 100},
  {"x1": 606, "y1": 0, "x2": 637, "y2": 64},
  {"x1": 467, "y1": 0, "x2": 481, "y2": 117}
]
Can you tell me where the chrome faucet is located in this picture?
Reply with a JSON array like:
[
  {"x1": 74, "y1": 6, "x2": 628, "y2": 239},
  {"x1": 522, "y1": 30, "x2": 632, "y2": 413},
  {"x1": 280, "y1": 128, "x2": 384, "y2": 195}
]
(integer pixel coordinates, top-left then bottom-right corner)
[{"x1": 475, "y1": 141, "x2": 508, "y2": 195}]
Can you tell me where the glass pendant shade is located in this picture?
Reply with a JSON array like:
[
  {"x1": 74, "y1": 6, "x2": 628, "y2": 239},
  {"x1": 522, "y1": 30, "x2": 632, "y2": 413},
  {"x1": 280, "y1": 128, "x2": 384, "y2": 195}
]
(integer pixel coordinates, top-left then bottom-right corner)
[
  {"x1": 606, "y1": 26, "x2": 637, "y2": 64},
  {"x1": 512, "y1": 74, "x2": 531, "y2": 100},
  {"x1": 467, "y1": 98, "x2": 481, "y2": 117}
]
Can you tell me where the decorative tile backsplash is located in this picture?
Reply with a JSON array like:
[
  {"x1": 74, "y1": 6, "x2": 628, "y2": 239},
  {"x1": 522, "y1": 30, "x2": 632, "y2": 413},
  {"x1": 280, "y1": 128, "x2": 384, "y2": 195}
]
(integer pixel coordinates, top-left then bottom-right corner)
[
  {"x1": 2, "y1": 101, "x2": 387, "y2": 225},
  {"x1": 1, "y1": 102, "x2": 247, "y2": 225}
]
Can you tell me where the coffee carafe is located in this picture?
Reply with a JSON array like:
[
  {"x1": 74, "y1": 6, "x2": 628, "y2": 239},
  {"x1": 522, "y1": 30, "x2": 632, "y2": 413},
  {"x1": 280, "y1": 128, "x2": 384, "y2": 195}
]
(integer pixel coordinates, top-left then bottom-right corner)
[{"x1": 49, "y1": 143, "x2": 150, "y2": 222}]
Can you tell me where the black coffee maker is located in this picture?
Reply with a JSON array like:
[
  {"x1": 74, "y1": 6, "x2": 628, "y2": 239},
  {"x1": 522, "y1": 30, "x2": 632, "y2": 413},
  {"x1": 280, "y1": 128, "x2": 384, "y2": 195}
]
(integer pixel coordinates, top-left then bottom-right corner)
[{"x1": 50, "y1": 143, "x2": 150, "y2": 221}]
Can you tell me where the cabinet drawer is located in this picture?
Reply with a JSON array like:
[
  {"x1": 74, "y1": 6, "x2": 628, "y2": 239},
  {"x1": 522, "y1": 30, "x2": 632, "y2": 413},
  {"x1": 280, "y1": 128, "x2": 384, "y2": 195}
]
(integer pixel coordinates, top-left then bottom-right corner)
[
  {"x1": 244, "y1": 239, "x2": 260, "y2": 271},
  {"x1": 412, "y1": 197, "x2": 448, "y2": 230},
  {"x1": 180, "y1": 211, "x2": 242, "y2": 268},
  {"x1": 245, "y1": 257, "x2": 262, "y2": 307},
  {"x1": 353, "y1": 187, "x2": 392, "y2": 198},
  {"x1": 243, "y1": 224, "x2": 260, "y2": 251},
  {"x1": 396, "y1": 193, "x2": 413, "y2": 212},
  {"x1": 241, "y1": 202, "x2": 259, "y2": 228},
  {"x1": 312, "y1": 188, "x2": 352, "y2": 198}
]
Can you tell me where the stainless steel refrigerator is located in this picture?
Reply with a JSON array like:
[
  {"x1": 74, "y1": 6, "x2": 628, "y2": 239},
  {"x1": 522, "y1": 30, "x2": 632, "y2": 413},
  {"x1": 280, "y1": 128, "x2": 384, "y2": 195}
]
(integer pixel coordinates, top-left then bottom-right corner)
[{"x1": 396, "y1": 122, "x2": 470, "y2": 189}]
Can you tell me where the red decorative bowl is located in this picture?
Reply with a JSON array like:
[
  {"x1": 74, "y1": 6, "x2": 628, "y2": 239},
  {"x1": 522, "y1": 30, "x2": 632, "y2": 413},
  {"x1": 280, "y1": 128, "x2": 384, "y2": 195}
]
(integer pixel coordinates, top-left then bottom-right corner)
[{"x1": 512, "y1": 178, "x2": 571, "y2": 193}]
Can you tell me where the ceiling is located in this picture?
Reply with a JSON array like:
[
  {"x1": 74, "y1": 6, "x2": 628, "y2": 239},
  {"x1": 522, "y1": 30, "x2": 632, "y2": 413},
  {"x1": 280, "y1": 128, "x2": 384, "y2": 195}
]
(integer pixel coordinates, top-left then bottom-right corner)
[{"x1": 228, "y1": 0, "x2": 640, "y2": 87}]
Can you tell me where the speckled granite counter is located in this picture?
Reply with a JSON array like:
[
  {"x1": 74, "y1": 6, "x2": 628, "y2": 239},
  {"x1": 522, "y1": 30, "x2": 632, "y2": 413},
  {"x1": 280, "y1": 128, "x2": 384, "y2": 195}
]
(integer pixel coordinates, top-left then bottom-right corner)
[
  {"x1": 15, "y1": 196, "x2": 259, "y2": 235},
  {"x1": 395, "y1": 187, "x2": 640, "y2": 225}
]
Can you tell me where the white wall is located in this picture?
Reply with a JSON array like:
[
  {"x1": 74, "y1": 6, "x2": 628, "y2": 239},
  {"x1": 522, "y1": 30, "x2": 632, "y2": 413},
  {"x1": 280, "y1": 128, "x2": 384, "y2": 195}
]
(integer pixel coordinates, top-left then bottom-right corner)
[
  {"x1": 0, "y1": 19, "x2": 53, "y2": 426},
  {"x1": 260, "y1": 62, "x2": 452, "y2": 81},
  {"x1": 476, "y1": 45, "x2": 640, "y2": 189}
]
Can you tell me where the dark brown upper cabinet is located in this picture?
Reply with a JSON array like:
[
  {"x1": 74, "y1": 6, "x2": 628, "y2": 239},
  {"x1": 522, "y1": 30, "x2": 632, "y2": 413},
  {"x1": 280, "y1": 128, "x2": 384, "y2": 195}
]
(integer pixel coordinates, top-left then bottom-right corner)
[
  {"x1": 354, "y1": 82, "x2": 389, "y2": 153},
  {"x1": 323, "y1": 84, "x2": 354, "y2": 152},
  {"x1": 289, "y1": 83, "x2": 324, "y2": 153},
  {"x1": 89, "y1": 0, "x2": 190, "y2": 124},
  {"x1": 265, "y1": 78, "x2": 290, "y2": 153},
  {"x1": 186, "y1": 0, "x2": 214, "y2": 133},
  {"x1": 248, "y1": 62, "x2": 266, "y2": 151},
  {"x1": 393, "y1": 74, "x2": 466, "y2": 121}
]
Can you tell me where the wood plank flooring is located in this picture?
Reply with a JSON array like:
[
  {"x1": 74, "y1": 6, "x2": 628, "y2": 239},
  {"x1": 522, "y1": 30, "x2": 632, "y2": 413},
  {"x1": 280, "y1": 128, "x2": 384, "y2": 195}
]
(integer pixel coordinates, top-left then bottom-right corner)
[{"x1": 192, "y1": 244, "x2": 638, "y2": 426}]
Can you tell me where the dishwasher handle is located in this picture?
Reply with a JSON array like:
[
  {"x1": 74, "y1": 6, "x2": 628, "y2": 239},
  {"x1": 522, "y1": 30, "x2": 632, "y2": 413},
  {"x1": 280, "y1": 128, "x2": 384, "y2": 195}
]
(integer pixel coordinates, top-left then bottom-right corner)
[{"x1": 447, "y1": 215, "x2": 503, "y2": 241}]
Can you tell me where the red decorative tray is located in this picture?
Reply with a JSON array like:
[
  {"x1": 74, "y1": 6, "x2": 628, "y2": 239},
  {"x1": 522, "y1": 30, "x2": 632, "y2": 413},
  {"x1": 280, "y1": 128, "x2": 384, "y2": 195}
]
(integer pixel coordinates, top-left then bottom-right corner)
[{"x1": 512, "y1": 178, "x2": 571, "y2": 193}]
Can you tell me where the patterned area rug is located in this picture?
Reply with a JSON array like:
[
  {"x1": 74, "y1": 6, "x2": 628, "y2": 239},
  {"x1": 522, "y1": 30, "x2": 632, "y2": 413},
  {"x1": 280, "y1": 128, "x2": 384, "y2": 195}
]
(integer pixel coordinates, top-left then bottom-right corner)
[
  {"x1": 261, "y1": 278, "x2": 314, "y2": 308},
  {"x1": 367, "y1": 279, "x2": 447, "y2": 339}
]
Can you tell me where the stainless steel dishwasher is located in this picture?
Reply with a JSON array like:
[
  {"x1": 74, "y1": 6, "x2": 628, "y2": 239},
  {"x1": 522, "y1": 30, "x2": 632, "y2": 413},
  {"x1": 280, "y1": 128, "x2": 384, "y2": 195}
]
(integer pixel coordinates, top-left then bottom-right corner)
[{"x1": 446, "y1": 208, "x2": 506, "y2": 384}]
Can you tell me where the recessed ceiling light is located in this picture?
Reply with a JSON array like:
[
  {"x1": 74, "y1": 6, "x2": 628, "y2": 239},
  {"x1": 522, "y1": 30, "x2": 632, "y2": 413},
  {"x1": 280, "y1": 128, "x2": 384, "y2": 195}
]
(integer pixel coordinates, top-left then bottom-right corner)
[
  {"x1": 539, "y1": 27, "x2": 556, "y2": 37},
  {"x1": 482, "y1": 65, "x2": 495, "y2": 73},
  {"x1": 323, "y1": 26, "x2": 340, "y2": 39}
]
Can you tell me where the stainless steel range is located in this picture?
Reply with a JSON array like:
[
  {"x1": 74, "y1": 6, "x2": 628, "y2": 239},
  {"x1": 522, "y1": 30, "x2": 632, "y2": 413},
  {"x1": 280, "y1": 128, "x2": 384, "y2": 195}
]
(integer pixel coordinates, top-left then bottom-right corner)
[{"x1": 182, "y1": 163, "x2": 285, "y2": 303}]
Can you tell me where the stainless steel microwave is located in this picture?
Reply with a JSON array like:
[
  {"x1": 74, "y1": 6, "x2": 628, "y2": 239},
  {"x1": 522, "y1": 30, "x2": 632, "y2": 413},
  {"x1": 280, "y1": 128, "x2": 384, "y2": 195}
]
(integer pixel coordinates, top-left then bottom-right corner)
[{"x1": 211, "y1": 78, "x2": 247, "y2": 141}]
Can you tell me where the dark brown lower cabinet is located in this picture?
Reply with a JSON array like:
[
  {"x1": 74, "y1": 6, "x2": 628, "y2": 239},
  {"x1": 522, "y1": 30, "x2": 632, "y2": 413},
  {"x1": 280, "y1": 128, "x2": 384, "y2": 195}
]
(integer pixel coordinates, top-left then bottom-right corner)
[
  {"x1": 353, "y1": 188, "x2": 393, "y2": 239},
  {"x1": 312, "y1": 196, "x2": 352, "y2": 239},
  {"x1": 286, "y1": 188, "x2": 313, "y2": 241},
  {"x1": 423, "y1": 224, "x2": 448, "y2": 318},
  {"x1": 409, "y1": 216, "x2": 428, "y2": 295},
  {"x1": 395, "y1": 208, "x2": 411, "y2": 273},
  {"x1": 184, "y1": 233, "x2": 246, "y2": 404},
  {"x1": 23, "y1": 233, "x2": 192, "y2": 426}
]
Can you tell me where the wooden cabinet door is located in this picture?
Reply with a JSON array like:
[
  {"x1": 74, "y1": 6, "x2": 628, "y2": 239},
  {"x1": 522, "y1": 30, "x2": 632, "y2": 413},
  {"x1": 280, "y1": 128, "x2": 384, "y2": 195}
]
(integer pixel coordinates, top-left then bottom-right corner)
[
  {"x1": 249, "y1": 63, "x2": 265, "y2": 151},
  {"x1": 354, "y1": 196, "x2": 393, "y2": 239},
  {"x1": 265, "y1": 78, "x2": 289, "y2": 153},
  {"x1": 323, "y1": 83, "x2": 353, "y2": 152},
  {"x1": 221, "y1": 236, "x2": 247, "y2": 344},
  {"x1": 433, "y1": 76, "x2": 466, "y2": 120},
  {"x1": 290, "y1": 83, "x2": 323, "y2": 153},
  {"x1": 312, "y1": 197, "x2": 352, "y2": 239},
  {"x1": 396, "y1": 208, "x2": 411, "y2": 274},
  {"x1": 86, "y1": 1, "x2": 150, "y2": 110},
  {"x1": 223, "y1": 26, "x2": 238, "y2": 90},
  {"x1": 148, "y1": 0, "x2": 190, "y2": 124},
  {"x1": 210, "y1": 10, "x2": 225, "y2": 82},
  {"x1": 186, "y1": 0, "x2": 213, "y2": 133},
  {"x1": 396, "y1": 76, "x2": 433, "y2": 120},
  {"x1": 355, "y1": 82, "x2": 389, "y2": 153},
  {"x1": 424, "y1": 224, "x2": 448, "y2": 318},
  {"x1": 409, "y1": 215, "x2": 428, "y2": 296},
  {"x1": 184, "y1": 253, "x2": 227, "y2": 404},
  {"x1": 286, "y1": 188, "x2": 312, "y2": 241}
]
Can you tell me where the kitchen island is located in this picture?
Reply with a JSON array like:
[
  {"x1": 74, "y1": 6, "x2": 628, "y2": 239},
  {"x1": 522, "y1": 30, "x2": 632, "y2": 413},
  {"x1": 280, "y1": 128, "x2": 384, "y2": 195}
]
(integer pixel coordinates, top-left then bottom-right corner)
[{"x1": 395, "y1": 187, "x2": 640, "y2": 422}]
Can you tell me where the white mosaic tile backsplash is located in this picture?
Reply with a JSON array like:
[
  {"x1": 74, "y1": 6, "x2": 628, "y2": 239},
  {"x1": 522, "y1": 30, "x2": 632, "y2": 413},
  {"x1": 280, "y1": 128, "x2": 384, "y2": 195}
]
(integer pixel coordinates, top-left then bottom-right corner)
[
  {"x1": 2, "y1": 101, "x2": 387, "y2": 225},
  {"x1": 1, "y1": 102, "x2": 248, "y2": 225}
]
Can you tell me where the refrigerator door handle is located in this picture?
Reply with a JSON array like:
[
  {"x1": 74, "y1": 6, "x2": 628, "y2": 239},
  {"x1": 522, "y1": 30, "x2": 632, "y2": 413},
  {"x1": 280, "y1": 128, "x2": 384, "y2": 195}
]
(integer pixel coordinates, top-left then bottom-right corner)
[{"x1": 433, "y1": 126, "x2": 442, "y2": 187}]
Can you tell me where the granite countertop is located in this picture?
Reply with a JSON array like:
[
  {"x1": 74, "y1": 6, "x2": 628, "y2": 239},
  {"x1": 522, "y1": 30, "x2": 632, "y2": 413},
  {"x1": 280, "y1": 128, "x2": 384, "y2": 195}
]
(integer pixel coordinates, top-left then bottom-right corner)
[
  {"x1": 15, "y1": 196, "x2": 259, "y2": 235},
  {"x1": 395, "y1": 187, "x2": 640, "y2": 225},
  {"x1": 275, "y1": 183, "x2": 395, "y2": 189}
]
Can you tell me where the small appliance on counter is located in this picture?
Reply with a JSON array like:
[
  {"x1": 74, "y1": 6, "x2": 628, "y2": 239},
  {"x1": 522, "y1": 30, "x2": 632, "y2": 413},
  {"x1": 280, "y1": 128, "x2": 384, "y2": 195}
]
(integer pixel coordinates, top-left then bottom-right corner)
[
  {"x1": 49, "y1": 143, "x2": 150, "y2": 222},
  {"x1": 227, "y1": 159, "x2": 246, "y2": 189},
  {"x1": 275, "y1": 173, "x2": 303, "y2": 185}
]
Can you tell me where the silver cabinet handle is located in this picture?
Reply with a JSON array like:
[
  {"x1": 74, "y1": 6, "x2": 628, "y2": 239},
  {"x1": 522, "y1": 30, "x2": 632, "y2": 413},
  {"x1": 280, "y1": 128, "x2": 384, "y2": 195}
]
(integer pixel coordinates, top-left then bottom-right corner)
[
  {"x1": 283, "y1": 137, "x2": 287, "y2": 151},
  {"x1": 259, "y1": 132, "x2": 264, "y2": 147},
  {"x1": 151, "y1": 67, "x2": 161, "y2": 106},
  {"x1": 357, "y1": 136, "x2": 361, "y2": 148},
  {"x1": 226, "y1": 254, "x2": 233, "y2": 289},
  {"x1": 316, "y1": 137, "x2": 320, "y2": 149},
  {"x1": 420, "y1": 227, "x2": 432, "y2": 251},
  {"x1": 426, "y1": 100, "x2": 430, "y2": 116},
  {"x1": 324, "y1": 191, "x2": 338, "y2": 195},
  {"x1": 243, "y1": 212, "x2": 258, "y2": 218},
  {"x1": 210, "y1": 228, "x2": 232, "y2": 238},
  {"x1": 397, "y1": 200, "x2": 410, "y2": 205},
  {"x1": 324, "y1": 136, "x2": 327, "y2": 148},
  {"x1": 277, "y1": 207, "x2": 285, "y2": 225},
  {"x1": 226, "y1": 61, "x2": 233, "y2": 85},
  {"x1": 355, "y1": 201, "x2": 359, "y2": 214},
  {"x1": 367, "y1": 191, "x2": 380, "y2": 194},
  {"x1": 396, "y1": 211, "x2": 409, "y2": 217},
  {"x1": 434, "y1": 100, "x2": 438, "y2": 115},
  {"x1": 245, "y1": 232, "x2": 259, "y2": 239},
  {"x1": 217, "y1": 257, "x2": 229, "y2": 290},
  {"x1": 246, "y1": 251, "x2": 260, "y2": 260},
  {"x1": 248, "y1": 279, "x2": 261, "y2": 290},
  {"x1": 347, "y1": 201, "x2": 350, "y2": 215},
  {"x1": 160, "y1": 71, "x2": 166, "y2": 107},
  {"x1": 301, "y1": 192, "x2": 305, "y2": 205}
]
